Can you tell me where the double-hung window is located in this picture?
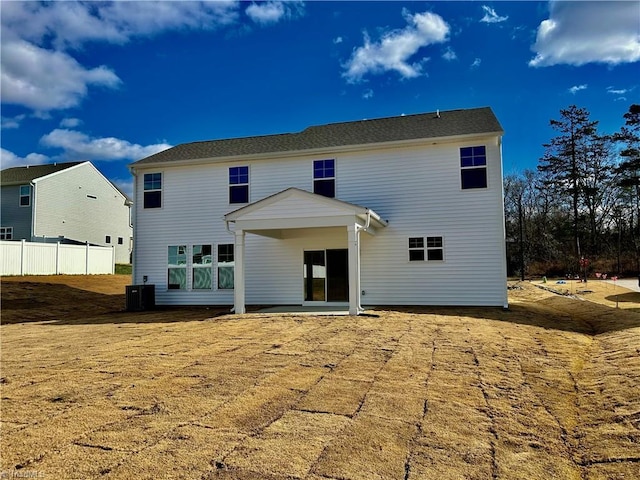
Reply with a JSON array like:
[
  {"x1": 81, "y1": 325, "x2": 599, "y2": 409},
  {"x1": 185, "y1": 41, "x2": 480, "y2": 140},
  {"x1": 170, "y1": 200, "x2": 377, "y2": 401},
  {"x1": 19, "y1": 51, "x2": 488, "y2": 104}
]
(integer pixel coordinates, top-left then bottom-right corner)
[
  {"x1": 217, "y1": 244, "x2": 234, "y2": 289},
  {"x1": 19, "y1": 185, "x2": 30, "y2": 206},
  {"x1": 143, "y1": 173, "x2": 162, "y2": 208},
  {"x1": 193, "y1": 244, "x2": 213, "y2": 289},
  {"x1": 0, "y1": 227, "x2": 13, "y2": 240},
  {"x1": 168, "y1": 245, "x2": 187, "y2": 289},
  {"x1": 409, "y1": 236, "x2": 444, "y2": 261},
  {"x1": 229, "y1": 166, "x2": 249, "y2": 204},
  {"x1": 460, "y1": 146, "x2": 487, "y2": 189},
  {"x1": 313, "y1": 159, "x2": 335, "y2": 198}
]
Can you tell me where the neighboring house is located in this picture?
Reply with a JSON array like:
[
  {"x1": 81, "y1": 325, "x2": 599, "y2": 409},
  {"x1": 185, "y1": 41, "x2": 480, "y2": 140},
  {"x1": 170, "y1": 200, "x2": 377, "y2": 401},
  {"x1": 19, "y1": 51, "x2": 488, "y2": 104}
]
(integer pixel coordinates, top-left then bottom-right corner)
[
  {"x1": 130, "y1": 107, "x2": 508, "y2": 314},
  {"x1": 0, "y1": 161, "x2": 133, "y2": 264}
]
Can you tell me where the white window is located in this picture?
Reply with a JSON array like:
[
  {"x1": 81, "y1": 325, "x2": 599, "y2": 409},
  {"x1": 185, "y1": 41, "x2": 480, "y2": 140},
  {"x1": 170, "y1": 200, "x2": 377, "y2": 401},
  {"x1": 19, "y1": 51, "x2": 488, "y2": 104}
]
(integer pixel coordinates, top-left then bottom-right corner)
[
  {"x1": 192, "y1": 244, "x2": 212, "y2": 289},
  {"x1": 0, "y1": 227, "x2": 13, "y2": 240},
  {"x1": 229, "y1": 166, "x2": 249, "y2": 204},
  {"x1": 460, "y1": 146, "x2": 487, "y2": 189},
  {"x1": 168, "y1": 245, "x2": 187, "y2": 289},
  {"x1": 409, "y1": 236, "x2": 444, "y2": 261},
  {"x1": 144, "y1": 173, "x2": 162, "y2": 208},
  {"x1": 19, "y1": 185, "x2": 30, "y2": 207},
  {"x1": 217, "y1": 244, "x2": 234, "y2": 289},
  {"x1": 313, "y1": 159, "x2": 335, "y2": 198}
]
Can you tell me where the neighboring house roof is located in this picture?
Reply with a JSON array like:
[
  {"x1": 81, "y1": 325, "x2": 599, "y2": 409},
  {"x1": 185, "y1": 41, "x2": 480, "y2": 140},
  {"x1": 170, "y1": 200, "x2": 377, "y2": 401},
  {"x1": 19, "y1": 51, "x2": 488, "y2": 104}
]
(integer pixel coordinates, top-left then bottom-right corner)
[
  {"x1": 0, "y1": 162, "x2": 84, "y2": 185},
  {"x1": 132, "y1": 107, "x2": 504, "y2": 166},
  {"x1": 0, "y1": 161, "x2": 132, "y2": 203}
]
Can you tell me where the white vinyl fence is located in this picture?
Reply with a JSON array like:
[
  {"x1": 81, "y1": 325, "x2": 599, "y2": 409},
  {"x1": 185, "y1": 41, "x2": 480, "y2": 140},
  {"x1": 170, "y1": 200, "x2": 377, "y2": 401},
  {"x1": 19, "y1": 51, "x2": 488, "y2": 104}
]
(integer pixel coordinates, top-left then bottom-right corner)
[{"x1": 1, "y1": 240, "x2": 115, "y2": 275}]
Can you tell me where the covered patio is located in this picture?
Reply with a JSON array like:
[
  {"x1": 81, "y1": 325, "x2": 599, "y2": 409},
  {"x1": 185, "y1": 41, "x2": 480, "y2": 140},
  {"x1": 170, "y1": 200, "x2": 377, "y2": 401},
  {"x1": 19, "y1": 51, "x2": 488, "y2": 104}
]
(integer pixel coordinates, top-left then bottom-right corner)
[{"x1": 224, "y1": 188, "x2": 387, "y2": 315}]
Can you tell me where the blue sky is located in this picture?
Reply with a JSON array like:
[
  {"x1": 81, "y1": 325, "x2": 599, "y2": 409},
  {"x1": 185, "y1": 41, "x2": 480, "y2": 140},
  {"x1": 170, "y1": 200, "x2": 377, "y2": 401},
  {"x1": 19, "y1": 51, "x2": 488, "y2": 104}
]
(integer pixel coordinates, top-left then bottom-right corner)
[{"x1": 1, "y1": 1, "x2": 639, "y2": 197}]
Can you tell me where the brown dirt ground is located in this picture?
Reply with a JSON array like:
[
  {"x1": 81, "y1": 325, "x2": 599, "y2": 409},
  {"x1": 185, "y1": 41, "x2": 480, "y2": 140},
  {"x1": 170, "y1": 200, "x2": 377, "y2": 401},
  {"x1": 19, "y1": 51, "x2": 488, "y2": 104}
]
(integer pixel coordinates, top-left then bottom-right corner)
[{"x1": 1, "y1": 275, "x2": 639, "y2": 479}]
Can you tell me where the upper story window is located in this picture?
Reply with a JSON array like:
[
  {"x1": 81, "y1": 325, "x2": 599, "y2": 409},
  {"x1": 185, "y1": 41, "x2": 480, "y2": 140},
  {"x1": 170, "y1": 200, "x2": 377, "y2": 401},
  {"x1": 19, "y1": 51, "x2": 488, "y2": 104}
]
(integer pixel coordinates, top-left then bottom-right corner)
[
  {"x1": 0, "y1": 227, "x2": 13, "y2": 240},
  {"x1": 460, "y1": 146, "x2": 487, "y2": 189},
  {"x1": 143, "y1": 173, "x2": 162, "y2": 208},
  {"x1": 229, "y1": 166, "x2": 249, "y2": 204},
  {"x1": 19, "y1": 185, "x2": 31, "y2": 207},
  {"x1": 313, "y1": 159, "x2": 335, "y2": 198},
  {"x1": 105, "y1": 235, "x2": 111, "y2": 244}
]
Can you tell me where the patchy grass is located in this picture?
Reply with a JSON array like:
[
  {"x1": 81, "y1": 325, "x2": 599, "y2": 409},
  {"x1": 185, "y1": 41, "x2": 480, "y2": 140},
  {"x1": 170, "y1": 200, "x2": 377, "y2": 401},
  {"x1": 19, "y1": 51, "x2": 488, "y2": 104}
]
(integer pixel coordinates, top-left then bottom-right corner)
[
  {"x1": 115, "y1": 264, "x2": 132, "y2": 275},
  {"x1": 1, "y1": 276, "x2": 639, "y2": 479}
]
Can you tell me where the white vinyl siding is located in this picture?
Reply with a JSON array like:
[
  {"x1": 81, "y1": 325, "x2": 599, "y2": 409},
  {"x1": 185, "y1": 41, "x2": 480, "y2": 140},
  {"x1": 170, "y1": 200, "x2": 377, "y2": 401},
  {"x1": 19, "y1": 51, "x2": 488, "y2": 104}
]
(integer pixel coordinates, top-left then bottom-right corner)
[
  {"x1": 32, "y1": 163, "x2": 132, "y2": 264},
  {"x1": 133, "y1": 134, "x2": 506, "y2": 307}
]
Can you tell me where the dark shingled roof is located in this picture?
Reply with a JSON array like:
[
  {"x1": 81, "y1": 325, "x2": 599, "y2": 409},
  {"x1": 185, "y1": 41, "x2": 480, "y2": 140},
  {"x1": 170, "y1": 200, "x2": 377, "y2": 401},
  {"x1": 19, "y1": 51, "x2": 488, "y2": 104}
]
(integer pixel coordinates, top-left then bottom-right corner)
[
  {"x1": 0, "y1": 162, "x2": 84, "y2": 185},
  {"x1": 132, "y1": 107, "x2": 503, "y2": 166}
]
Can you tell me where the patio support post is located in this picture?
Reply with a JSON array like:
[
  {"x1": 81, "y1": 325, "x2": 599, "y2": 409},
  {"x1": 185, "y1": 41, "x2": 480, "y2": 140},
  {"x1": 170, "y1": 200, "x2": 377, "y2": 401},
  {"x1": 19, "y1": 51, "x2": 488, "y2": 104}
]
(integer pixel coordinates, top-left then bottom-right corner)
[
  {"x1": 347, "y1": 224, "x2": 360, "y2": 315},
  {"x1": 234, "y1": 229, "x2": 246, "y2": 314}
]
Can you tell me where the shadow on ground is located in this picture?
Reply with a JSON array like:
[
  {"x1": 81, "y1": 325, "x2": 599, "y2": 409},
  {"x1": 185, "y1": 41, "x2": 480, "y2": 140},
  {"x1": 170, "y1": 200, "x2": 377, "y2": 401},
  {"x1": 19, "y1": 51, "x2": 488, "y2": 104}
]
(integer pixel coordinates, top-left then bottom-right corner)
[{"x1": 2, "y1": 281, "x2": 639, "y2": 334}]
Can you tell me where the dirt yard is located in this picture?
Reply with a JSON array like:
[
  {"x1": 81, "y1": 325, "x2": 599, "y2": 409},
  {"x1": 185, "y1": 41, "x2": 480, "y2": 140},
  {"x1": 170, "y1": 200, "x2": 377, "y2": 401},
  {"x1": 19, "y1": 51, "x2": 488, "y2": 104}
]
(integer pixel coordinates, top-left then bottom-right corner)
[{"x1": 1, "y1": 276, "x2": 639, "y2": 479}]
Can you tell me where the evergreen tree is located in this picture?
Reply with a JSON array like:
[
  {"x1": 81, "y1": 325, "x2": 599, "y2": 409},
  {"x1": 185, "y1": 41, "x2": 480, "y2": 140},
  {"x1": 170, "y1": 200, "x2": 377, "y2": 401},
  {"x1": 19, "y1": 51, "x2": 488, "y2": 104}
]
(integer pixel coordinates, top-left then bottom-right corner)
[{"x1": 538, "y1": 106, "x2": 598, "y2": 266}]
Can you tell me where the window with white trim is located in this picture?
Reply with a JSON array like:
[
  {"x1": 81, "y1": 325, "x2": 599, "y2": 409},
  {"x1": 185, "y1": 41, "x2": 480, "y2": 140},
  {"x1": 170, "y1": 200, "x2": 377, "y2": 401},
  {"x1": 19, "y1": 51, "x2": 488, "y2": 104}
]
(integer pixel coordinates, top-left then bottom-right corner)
[
  {"x1": 192, "y1": 244, "x2": 213, "y2": 289},
  {"x1": 229, "y1": 166, "x2": 249, "y2": 204},
  {"x1": 105, "y1": 235, "x2": 111, "y2": 244},
  {"x1": 19, "y1": 185, "x2": 31, "y2": 207},
  {"x1": 313, "y1": 159, "x2": 335, "y2": 198},
  {"x1": 217, "y1": 244, "x2": 234, "y2": 289},
  {"x1": 168, "y1": 245, "x2": 187, "y2": 289},
  {"x1": 0, "y1": 227, "x2": 13, "y2": 240},
  {"x1": 460, "y1": 146, "x2": 487, "y2": 189},
  {"x1": 409, "y1": 236, "x2": 444, "y2": 261},
  {"x1": 143, "y1": 173, "x2": 162, "y2": 208}
]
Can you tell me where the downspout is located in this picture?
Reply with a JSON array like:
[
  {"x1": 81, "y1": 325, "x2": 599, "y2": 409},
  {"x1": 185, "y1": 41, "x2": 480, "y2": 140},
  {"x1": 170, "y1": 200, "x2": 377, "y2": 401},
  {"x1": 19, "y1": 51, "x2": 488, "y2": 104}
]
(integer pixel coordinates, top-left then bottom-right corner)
[
  {"x1": 129, "y1": 167, "x2": 137, "y2": 282},
  {"x1": 30, "y1": 181, "x2": 37, "y2": 241},
  {"x1": 354, "y1": 210, "x2": 372, "y2": 312}
]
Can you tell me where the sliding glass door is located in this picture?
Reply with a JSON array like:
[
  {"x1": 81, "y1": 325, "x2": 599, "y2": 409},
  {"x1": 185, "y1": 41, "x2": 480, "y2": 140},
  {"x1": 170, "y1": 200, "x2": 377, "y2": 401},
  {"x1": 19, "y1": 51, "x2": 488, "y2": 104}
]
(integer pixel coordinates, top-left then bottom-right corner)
[{"x1": 303, "y1": 249, "x2": 348, "y2": 302}]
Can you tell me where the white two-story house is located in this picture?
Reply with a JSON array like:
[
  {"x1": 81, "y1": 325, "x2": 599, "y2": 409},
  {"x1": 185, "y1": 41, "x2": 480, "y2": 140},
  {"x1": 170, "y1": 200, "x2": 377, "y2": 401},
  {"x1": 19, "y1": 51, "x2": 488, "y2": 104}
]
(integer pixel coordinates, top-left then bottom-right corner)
[
  {"x1": 130, "y1": 107, "x2": 508, "y2": 314},
  {"x1": 0, "y1": 161, "x2": 133, "y2": 264}
]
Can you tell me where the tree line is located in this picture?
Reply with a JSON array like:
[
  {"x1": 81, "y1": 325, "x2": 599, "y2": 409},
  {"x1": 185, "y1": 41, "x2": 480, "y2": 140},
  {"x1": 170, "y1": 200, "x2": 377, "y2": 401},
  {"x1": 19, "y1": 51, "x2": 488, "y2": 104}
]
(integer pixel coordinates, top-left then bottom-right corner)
[{"x1": 504, "y1": 104, "x2": 639, "y2": 278}]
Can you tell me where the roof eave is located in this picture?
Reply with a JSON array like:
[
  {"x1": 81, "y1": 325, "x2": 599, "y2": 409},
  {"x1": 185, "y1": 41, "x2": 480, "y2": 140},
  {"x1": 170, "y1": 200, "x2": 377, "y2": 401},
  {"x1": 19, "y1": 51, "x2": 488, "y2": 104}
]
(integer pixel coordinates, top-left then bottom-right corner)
[{"x1": 130, "y1": 130, "x2": 504, "y2": 171}]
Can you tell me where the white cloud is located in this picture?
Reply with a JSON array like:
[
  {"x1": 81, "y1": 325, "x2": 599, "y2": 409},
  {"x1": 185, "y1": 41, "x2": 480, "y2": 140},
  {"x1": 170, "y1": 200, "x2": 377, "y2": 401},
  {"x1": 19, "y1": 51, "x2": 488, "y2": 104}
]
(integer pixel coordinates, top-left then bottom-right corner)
[
  {"x1": 480, "y1": 6, "x2": 508, "y2": 24},
  {"x1": 569, "y1": 84, "x2": 587, "y2": 95},
  {"x1": 334, "y1": 36, "x2": 343, "y2": 45},
  {"x1": 606, "y1": 87, "x2": 628, "y2": 95},
  {"x1": 442, "y1": 46, "x2": 457, "y2": 61},
  {"x1": 362, "y1": 89, "x2": 374, "y2": 99},
  {"x1": 245, "y1": 1, "x2": 304, "y2": 26},
  {"x1": 1, "y1": 39, "x2": 121, "y2": 113},
  {"x1": 60, "y1": 118, "x2": 83, "y2": 128},
  {"x1": 530, "y1": 1, "x2": 640, "y2": 67},
  {"x1": 0, "y1": 148, "x2": 49, "y2": 169},
  {"x1": 343, "y1": 9, "x2": 449, "y2": 83},
  {"x1": 1, "y1": 1, "x2": 239, "y2": 50},
  {"x1": 1, "y1": 114, "x2": 26, "y2": 129},
  {"x1": 0, "y1": 1, "x2": 240, "y2": 113},
  {"x1": 40, "y1": 129, "x2": 172, "y2": 162},
  {"x1": 471, "y1": 58, "x2": 482, "y2": 69}
]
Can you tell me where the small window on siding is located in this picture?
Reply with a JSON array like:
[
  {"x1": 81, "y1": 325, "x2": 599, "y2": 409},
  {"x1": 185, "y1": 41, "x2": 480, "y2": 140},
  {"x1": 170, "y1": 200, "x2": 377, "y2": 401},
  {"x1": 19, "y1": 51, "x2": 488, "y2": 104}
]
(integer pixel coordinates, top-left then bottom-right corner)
[
  {"x1": 426, "y1": 236, "x2": 444, "y2": 261},
  {"x1": 409, "y1": 236, "x2": 444, "y2": 262},
  {"x1": 0, "y1": 227, "x2": 13, "y2": 240},
  {"x1": 217, "y1": 244, "x2": 234, "y2": 289},
  {"x1": 168, "y1": 245, "x2": 187, "y2": 289},
  {"x1": 19, "y1": 185, "x2": 31, "y2": 207},
  {"x1": 313, "y1": 159, "x2": 335, "y2": 198},
  {"x1": 143, "y1": 173, "x2": 162, "y2": 208},
  {"x1": 193, "y1": 244, "x2": 212, "y2": 290},
  {"x1": 408, "y1": 237, "x2": 425, "y2": 261},
  {"x1": 118, "y1": 237, "x2": 123, "y2": 245},
  {"x1": 460, "y1": 146, "x2": 487, "y2": 189},
  {"x1": 105, "y1": 235, "x2": 111, "y2": 244},
  {"x1": 229, "y1": 166, "x2": 249, "y2": 204}
]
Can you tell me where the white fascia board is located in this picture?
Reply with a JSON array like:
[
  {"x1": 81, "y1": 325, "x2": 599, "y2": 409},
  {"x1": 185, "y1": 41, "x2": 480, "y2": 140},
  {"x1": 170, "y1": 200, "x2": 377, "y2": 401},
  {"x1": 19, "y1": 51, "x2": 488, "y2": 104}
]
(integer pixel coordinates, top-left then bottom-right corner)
[
  {"x1": 31, "y1": 161, "x2": 89, "y2": 183},
  {"x1": 130, "y1": 131, "x2": 504, "y2": 171}
]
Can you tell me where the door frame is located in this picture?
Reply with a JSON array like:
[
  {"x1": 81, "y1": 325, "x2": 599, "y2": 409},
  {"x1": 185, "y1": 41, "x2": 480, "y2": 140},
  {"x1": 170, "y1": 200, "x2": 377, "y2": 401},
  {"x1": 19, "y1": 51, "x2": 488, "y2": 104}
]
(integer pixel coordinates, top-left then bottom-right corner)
[{"x1": 302, "y1": 248, "x2": 349, "y2": 305}]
